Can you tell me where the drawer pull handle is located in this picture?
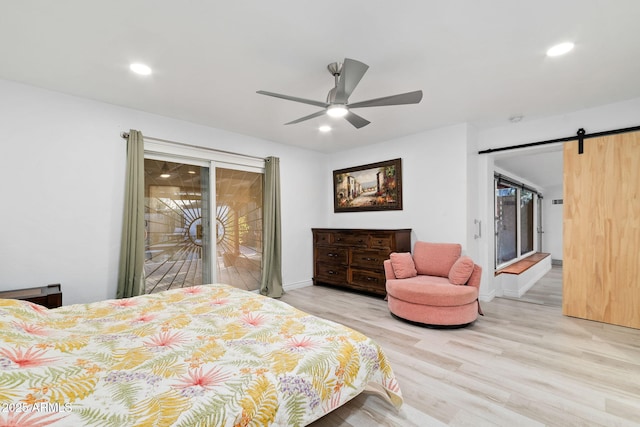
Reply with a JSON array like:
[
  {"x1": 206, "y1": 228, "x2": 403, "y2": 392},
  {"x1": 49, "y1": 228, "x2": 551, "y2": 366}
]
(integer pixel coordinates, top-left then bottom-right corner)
[
  {"x1": 364, "y1": 257, "x2": 378, "y2": 262},
  {"x1": 328, "y1": 253, "x2": 336, "y2": 257},
  {"x1": 377, "y1": 240, "x2": 383, "y2": 244},
  {"x1": 366, "y1": 277, "x2": 378, "y2": 282},
  {"x1": 328, "y1": 270, "x2": 336, "y2": 275}
]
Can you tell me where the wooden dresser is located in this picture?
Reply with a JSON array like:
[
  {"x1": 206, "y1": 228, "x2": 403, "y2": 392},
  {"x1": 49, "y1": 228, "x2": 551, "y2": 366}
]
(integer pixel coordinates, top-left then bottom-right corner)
[{"x1": 312, "y1": 228, "x2": 411, "y2": 296}]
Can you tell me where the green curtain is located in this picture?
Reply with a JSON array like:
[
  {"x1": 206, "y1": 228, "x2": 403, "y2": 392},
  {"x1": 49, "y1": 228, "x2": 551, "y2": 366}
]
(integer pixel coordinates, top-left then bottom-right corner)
[
  {"x1": 260, "y1": 156, "x2": 283, "y2": 298},
  {"x1": 117, "y1": 130, "x2": 145, "y2": 298}
]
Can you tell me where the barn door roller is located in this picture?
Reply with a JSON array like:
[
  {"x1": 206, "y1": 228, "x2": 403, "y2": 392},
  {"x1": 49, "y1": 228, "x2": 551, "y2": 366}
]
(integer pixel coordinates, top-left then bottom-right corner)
[{"x1": 577, "y1": 128, "x2": 585, "y2": 155}]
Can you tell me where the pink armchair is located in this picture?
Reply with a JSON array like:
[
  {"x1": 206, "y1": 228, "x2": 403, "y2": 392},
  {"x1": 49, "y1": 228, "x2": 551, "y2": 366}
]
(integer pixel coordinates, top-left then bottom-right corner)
[{"x1": 384, "y1": 241, "x2": 482, "y2": 327}]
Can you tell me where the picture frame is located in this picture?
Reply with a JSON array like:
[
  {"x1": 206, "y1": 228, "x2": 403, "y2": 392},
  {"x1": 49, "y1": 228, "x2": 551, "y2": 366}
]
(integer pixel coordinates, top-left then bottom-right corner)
[{"x1": 333, "y1": 158, "x2": 403, "y2": 212}]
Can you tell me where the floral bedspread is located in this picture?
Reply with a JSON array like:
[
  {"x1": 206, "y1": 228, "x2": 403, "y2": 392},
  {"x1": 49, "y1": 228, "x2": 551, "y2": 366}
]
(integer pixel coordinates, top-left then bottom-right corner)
[{"x1": 0, "y1": 284, "x2": 402, "y2": 426}]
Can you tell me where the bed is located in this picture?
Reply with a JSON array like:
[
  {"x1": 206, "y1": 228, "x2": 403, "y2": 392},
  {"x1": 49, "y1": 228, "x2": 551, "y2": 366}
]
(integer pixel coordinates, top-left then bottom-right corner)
[{"x1": 0, "y1": 284, "x2": 402, "y2": 426}]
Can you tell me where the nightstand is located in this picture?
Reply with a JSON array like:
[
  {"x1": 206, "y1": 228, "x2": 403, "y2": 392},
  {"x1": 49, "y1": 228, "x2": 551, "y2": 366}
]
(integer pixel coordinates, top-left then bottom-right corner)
[{"x1": 0, "y1": 284, "x2": 62, "y2": 308}]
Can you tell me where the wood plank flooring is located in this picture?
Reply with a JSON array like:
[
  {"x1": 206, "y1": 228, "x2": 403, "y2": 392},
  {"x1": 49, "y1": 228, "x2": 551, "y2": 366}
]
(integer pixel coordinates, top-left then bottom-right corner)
[{"x1": 279, "y1": 281, "x2": 640, "y2": 426}]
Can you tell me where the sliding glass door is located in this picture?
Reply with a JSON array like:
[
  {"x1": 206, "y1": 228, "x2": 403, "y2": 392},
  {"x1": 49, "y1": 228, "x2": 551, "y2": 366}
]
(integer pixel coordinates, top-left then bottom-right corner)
[
  {"x1": 215, "y1": 167, "x2": 263, "y2": 291},
  {"x1": 494, "y1": 175, "x2": 540, "y2": 268},
  {"x1": 144, "y1": 156, "x2": 263, "y2": 293},
  {"x1": 144, "y1": 159, "x2": 211, "y2": 293}
]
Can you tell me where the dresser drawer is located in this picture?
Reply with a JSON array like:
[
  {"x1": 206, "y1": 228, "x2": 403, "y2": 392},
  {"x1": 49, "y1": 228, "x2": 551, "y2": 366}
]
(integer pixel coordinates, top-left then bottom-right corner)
[
  {"x1": 351, "y1": 249, "x2": 386, "y2": 269},
  {"x1": 350, "y1": 269, "x2": 385, "y2": 293},
  {"x1": 314, "y1": 231, "x2": 333, "y2": 245},
  {"x1": 369, "y1": 234, "x2": 393, "y2": 250},
  {"x1": 332, "y1": 233, "x2": 369, "y2": 247},
  {"x1": 316, "y1": 263, "x2": 348, "y2": 284},
  {"x1": 316, "y1": 247, "x2": 348, "y2": 264}
]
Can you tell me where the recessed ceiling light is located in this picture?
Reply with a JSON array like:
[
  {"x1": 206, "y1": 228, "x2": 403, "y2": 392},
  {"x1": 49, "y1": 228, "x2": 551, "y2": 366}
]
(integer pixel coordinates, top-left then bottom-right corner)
[
  {"x1": 546, "y1": 42, "x2": 574, "y2": 57},
  {"x1": 130, "y1": 63, "x2": 152, "y2": 75},
  {"x1": 319, "y1": 125, "x2": 332, "y2": 132}
]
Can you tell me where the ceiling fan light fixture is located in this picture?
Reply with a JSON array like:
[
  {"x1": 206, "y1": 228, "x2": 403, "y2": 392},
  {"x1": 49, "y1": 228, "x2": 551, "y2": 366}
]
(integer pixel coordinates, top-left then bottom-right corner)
[{"x1": 327, "y1": 105, "x2": 348, "y2": 118}]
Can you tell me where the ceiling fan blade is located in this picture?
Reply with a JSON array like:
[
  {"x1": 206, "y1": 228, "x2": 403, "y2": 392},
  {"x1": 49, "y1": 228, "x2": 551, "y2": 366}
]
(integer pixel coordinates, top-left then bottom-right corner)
[
  {"x1": 284, "y1": 109, "x2": 327, "y2": 125},
  {"x1": 348, "y1": 90, "x2": 423, "y2": 109},
  {"x1": 257, "y1": 90, "x2": 329, "y2": 108},
  {"x1": 344, "y1": 111, "x2": 370, "y2": 129},
  {"x1": 334, "y1": 58, "x2": 369, "y2": 104}
]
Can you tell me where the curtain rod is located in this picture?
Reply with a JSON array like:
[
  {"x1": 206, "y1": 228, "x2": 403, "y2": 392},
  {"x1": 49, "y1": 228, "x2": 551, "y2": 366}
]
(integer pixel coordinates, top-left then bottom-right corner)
[
  {"x1": 494, "y1": 173, "x2": 542, "y2": 197},
  {"x1": 120, "y1": 131, "x2": 267, "y2": 161},
  {"x1": 478, "y1": 124, "x2": 640, "y2": 155}
]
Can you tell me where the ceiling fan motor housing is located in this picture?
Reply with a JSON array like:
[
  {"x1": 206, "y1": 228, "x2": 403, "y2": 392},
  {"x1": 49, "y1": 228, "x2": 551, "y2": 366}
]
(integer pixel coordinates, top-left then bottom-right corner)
[{"x1": 327, "y1": 61, "x2": 343, "y2": 76}]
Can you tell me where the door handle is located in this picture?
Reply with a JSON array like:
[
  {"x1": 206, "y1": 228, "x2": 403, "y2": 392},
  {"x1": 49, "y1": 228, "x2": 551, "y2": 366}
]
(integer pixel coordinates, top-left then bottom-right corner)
[{"x1": 474, "y1": 219, "x2": 482, "y2": 239}]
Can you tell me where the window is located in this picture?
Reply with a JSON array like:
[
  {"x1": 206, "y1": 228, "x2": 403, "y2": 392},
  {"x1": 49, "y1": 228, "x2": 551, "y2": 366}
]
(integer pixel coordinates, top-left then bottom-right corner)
[
  {"x1": 495, "y1": 183, "x2": 517, "y2": 265},
  {"x1": 494, "y1": 175, "x2": 539, "y2": 268}
]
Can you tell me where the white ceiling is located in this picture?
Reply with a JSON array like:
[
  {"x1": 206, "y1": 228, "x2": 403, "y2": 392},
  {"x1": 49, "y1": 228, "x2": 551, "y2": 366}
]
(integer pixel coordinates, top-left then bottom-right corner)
[
  {"x1": 494, "y1": 145, "x2": 564, "y2": 189},
  {"x1": 2, "y1": 0, "x2": 640, "y2": 159}
]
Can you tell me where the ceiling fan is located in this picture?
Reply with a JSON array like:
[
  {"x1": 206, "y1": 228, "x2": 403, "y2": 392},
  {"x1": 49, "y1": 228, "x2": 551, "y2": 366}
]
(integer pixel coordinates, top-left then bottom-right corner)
[{"x1": 257, "y1": 58, "x2": 423, "y2": 129}]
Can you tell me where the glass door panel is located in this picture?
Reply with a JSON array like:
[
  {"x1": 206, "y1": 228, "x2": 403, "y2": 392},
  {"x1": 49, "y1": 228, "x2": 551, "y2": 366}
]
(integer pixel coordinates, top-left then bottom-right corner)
[
  {"x1": 215, "y1": 167, "x2": 263, "y2": 291},
  {"x1": 537, "y1": 195, "x2": 544, "y2": 252},
  {"x1": 520, "y1": 189, "x2": 534, "y2": 254},
  {"x1": 495, "y1": 183, "x2": 517, "y2": 266},
  {"x1": 144, "y1": 159, "x2": 210, "y2": 293}
]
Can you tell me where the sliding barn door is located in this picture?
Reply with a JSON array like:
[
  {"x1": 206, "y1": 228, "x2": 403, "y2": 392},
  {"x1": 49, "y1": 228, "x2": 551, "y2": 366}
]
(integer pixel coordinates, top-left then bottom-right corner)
[{"x1": 563, "y1": 131, "x2": 640, "y2": 329}]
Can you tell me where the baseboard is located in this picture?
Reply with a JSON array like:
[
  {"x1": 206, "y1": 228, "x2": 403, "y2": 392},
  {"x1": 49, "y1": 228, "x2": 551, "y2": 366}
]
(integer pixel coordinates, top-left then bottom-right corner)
[
  {"x1": 284, "y1": 279, "x2": 313, "y2": 292},
  {"x1": 479, "y1": 288, "x2": 495, "y2": 302}
]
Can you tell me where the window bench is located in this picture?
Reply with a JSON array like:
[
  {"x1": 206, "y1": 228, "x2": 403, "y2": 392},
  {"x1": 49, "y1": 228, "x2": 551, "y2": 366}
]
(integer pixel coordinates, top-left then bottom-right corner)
[{"x1": 495, "y1": 253, "x2": 551, "y2": 298}]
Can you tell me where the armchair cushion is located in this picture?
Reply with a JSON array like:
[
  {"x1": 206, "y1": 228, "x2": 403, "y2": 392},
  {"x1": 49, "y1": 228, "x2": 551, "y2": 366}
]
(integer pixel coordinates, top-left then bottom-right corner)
[
  {"x1": 389, "y1": 252, "x2": 417, "y2": 279},
  {"x1": 413, "y1": 242, "x2": 461, "y2": 277},
  {"x1": 448, "y1": 256, "x2": 475, "y2": 285}
]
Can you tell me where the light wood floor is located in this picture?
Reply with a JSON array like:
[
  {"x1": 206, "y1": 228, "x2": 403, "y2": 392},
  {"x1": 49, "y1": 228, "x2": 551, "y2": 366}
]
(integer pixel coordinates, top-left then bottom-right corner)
[{"x1": 280, "y1": 280, "x2": 640, "y2": 426}]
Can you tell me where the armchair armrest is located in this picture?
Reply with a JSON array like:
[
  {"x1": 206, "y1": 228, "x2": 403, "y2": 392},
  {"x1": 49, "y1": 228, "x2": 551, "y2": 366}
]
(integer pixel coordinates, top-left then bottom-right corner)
[
  {"x1": 383, "y1": 259, "x2": 397, "y2": 280},
  {"x1": 466, "y1": 264, "x2": 482, "y2": 288}
]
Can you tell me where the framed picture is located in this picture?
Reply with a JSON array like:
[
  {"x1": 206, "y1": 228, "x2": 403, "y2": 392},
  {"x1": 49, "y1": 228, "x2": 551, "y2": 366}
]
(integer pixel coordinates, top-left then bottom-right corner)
[{"x1": 333, "y1": 158, "x2": 403, "y2": 212}]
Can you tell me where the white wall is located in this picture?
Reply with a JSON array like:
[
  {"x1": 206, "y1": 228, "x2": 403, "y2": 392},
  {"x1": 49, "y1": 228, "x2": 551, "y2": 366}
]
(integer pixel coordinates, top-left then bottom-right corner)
[
  {"x1": 3, "y1": 77, "x2": 637, "y2": 306},
  {"x1": 326, "y1": 124, "x2": 473, "y2": 250},
  {"x1": 0, "y1": 79, "x2": 327, "y2": 304},
  {"x1": 542, "y1": 184, "x2": 563, "y2": 261},
  {"x1": 476, "y1": 97, "x2": 640, "y2": 151},
  {"x1": 475, "y1": 97, "x2": 640, "y2": 300}
]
